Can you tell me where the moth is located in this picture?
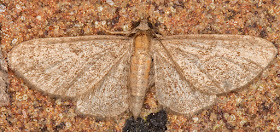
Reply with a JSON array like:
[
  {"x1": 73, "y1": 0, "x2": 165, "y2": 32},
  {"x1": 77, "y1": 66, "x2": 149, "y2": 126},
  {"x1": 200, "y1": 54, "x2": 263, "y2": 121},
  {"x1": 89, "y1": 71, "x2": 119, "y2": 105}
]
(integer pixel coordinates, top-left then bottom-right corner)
[
  {"x1": 8, "y1": 20, "x2": 277, "y2": 118},
  {"x1": 0, "y1": 50, "x2": 9, "y2": 106}
]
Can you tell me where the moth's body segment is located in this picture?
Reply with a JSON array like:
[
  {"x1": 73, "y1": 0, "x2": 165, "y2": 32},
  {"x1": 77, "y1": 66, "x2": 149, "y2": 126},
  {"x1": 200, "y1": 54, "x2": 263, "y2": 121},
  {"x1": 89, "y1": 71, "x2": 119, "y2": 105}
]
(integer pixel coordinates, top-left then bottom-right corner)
[{"x1": 129, "y1": 31, "x2": 152, "y2": 118}]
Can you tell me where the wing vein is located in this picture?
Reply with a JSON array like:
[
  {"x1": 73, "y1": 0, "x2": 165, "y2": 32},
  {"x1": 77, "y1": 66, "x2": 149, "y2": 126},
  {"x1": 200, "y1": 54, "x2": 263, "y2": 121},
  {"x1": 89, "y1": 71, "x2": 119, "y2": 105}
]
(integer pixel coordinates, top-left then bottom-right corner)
[
  {"x1": 43, "y1": 42, "x2": 122, "y2": 72},
  {"x1": 176, "y1": 46, "x2": 259, "y2": 74},
  {"x1": 155, "y1": 46, "x2": 198, "y2": 93},
  {"x1": 53, "y1": 44, "x2": 128, "y2": 95},
  {"x1": 166, "y1": 39, "x2": 264, "y2": 70},
  {"x1": 175, "y1": 48, "x2": 222, "y2": 91}
]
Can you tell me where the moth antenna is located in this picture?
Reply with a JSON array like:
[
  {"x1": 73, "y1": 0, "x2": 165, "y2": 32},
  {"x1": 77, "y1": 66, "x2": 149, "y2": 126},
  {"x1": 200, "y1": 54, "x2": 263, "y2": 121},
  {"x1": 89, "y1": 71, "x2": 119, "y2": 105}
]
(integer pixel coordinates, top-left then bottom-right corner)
[{"x1": 95, "y1": 21, "x2": 132, "y2": 36}]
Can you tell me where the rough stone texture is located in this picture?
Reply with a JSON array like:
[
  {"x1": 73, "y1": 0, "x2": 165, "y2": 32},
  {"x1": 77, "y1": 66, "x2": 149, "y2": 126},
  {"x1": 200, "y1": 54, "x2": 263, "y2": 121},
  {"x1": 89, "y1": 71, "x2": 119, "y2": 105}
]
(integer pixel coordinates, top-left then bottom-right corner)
[{"x1": 1, "y1": 0, "x2": 279, "y2": 131}]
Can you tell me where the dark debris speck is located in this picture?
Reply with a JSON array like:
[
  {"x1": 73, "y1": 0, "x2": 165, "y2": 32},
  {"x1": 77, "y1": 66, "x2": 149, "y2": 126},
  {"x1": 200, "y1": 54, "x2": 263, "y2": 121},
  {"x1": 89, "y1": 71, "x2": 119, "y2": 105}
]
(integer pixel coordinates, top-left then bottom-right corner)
[
  {"x1": 123, "y1": 117, "x2": 148, "y2": 132},
  {"x1": 225, "y1": 122, "x2": 236, "y2": 130},
  {"x1": 40, "y1": 125, "x2": 48, "y2": 132},
  {"x1": 123, "y1": 110, "x2": 167, "y2": 132},
  {"x1": 259, "y1": 29, "x2": 268, "y2": 38},
  {"x1": 54, "y1": 122, "x2": 65, "y2": 131}
]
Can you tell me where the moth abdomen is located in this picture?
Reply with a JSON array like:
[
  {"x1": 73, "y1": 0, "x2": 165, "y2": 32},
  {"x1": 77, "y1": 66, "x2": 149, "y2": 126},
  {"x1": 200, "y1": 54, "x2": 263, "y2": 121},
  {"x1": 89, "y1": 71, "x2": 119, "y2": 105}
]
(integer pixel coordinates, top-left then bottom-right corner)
[{"x1": 129, "y1": 31, "x2": 152, "y2": 118}]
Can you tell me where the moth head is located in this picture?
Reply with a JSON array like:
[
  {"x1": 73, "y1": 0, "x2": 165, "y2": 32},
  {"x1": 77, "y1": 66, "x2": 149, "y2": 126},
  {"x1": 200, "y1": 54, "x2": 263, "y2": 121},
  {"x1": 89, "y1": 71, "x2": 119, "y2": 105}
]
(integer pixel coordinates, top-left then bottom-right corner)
[
  {"x1": 134, "y1": 19, "x2": 151, "y2": 31},
  {"x1": 131, "y1": 19, "x2": 161, "y2": 38}
]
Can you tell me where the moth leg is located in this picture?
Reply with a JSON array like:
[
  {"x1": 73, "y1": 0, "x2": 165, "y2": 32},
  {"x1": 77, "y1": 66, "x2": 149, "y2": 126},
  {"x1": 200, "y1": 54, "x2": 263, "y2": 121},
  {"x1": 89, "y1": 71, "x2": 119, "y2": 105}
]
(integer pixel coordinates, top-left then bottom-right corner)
[{"x1": 148, "y1": 58, "x2": 155, "y2": 88}]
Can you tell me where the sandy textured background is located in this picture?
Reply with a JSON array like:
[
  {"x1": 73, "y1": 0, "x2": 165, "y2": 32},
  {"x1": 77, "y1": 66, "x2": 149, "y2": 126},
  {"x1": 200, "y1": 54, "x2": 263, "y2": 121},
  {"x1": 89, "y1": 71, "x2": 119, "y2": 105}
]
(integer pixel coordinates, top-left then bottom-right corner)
[{"x1": 1, "y1": 0, "x2": 280, "y2": 131}]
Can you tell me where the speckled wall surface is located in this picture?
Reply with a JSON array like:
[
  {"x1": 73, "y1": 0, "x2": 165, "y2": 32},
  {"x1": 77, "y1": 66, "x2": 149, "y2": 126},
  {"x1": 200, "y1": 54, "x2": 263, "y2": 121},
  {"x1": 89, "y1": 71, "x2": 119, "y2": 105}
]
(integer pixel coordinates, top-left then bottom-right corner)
[{"x1": 0, "y1": 0, "x2": 280, "y2": 131}]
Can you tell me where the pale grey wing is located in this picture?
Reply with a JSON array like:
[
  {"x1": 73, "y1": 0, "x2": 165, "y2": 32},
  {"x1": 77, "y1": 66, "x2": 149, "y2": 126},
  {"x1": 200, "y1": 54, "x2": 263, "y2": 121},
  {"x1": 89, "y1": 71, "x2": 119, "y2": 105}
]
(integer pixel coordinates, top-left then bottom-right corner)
[
  {"x1": 160, "y1": 34, "x2": 277, "y2": 94},
  {"x1": 152, "y1": 40, "x2": 216, "y2": 115},
  {"x1": 0, "y1": 51, "x2": 9, "y2": 106},
  {"x1": 76, "y1": 51, "x2": 130, "y2": 117},
  {"x1": 8, "y1": 35, "x2": 132, "y2": 98}
]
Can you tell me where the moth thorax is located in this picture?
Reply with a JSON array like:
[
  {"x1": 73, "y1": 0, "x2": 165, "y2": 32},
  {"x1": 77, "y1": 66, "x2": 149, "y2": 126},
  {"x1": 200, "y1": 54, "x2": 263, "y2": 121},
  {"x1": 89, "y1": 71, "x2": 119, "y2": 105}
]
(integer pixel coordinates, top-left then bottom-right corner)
[{"x1": 134, "y1": 31, "x2": 151, "y2": 53}]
